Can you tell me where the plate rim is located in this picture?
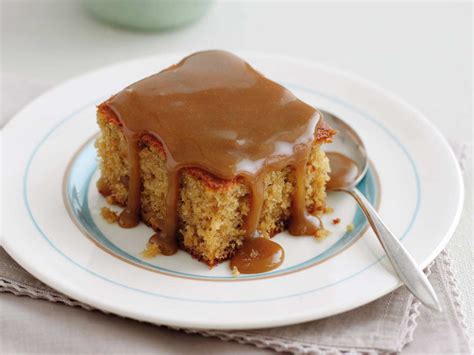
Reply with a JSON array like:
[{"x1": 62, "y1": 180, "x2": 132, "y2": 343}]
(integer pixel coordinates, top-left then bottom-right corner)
[{"x1": 2, "y1": 51, "x2": 464, "y2": 329}]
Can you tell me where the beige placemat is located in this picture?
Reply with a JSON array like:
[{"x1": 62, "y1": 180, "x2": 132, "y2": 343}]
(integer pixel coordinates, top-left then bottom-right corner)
[{"x1": 1, "y1": 248, "x2": 471, "y2": 354}]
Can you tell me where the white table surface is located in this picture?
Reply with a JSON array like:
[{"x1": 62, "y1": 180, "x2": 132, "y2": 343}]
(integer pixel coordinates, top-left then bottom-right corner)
[{"x1": 1, "y1": 0, "x2": 472, "y2": 353}]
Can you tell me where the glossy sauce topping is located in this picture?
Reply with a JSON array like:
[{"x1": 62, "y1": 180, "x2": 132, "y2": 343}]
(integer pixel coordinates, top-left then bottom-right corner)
[
  {"x1": 326, "y1": 152, "x2": 360, "y2": 190},
  {"x1": 230, "y1": 238, "x2": 284, "y2": 274},
  {"x1": 106, "y1": 50, "x2": 326, "y2": 274}
]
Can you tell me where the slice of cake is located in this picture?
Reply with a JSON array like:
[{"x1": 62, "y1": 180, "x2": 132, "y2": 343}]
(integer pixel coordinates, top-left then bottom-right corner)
[{"x1": 95, "y1": 50, "x2": 335, "y2": 273}]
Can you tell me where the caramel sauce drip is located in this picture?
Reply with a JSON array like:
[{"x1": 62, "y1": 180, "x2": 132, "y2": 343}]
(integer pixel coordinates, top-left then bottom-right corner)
[
  {"x1": 148, "y1": 233, "x2": 178, "y2": 256},
  {"x1": 106, "y1": 50, "x2": 325, "y2": 274},
  {"x1": 326, "y1": 152, "x2": 360, "y2": 190},
  {"x1": 287, "y1": 147, "x2": 320, "y2": 236},
  {"x1": 230, "y1": 238, "x2": 284, "y2": 274},
  {"x1": 118, "y1": 136, "x2": 141, "y2": 228}
]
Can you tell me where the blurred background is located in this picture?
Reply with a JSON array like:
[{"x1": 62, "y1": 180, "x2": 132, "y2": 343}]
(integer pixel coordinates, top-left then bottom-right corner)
[{"x1": 1, "y1": 0, "x2": 472, "y2": 142}]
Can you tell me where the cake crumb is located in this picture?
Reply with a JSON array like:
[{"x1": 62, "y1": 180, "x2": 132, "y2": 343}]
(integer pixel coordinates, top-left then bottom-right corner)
[
  {"x1": 250, "y1": 249, "x2": 259, "y2": 258},
  {"x1": 346, "y1": 223, "x2": 354, "y2": 232},
  {"x1": 324, "y1": 206, "x2": 334, "y2": 214},
  {"x1": 332, "y1": 218, "x2": 341, "y2": 225},
  {"x1": 316, "y1": 229, "x2": 331, "y2": 239},
  {"x1": 105, "y1": 196, "x2": 115, "y2": 205},
  {"x1": 142, "y1": 242, "x2": 161, "y2": 259},
  {"x1": 100, "y1": 207, "x2": 118, "y2": 224},
  {"x1": 231, "y1": 266, "x2": 240, "y2": 277}
]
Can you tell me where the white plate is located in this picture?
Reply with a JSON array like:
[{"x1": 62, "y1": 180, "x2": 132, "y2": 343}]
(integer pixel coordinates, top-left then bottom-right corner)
[{"x1": 2, "y1": 52, "x2": 463, "y2": 330}]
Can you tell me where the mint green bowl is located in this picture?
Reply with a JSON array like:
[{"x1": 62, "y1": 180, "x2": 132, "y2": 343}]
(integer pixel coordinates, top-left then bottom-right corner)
[{"x1": 83, "y1": 0, "x2": 213, "y2": 31}]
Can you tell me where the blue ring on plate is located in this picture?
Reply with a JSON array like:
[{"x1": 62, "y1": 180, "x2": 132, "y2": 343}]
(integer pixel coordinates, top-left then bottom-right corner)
[
  {"x1": 23, "y1": 83, "x2": 421, "y2": 303},
  {"x1": 66, "y1": 140, "x2": 378, "y2": 280}
]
